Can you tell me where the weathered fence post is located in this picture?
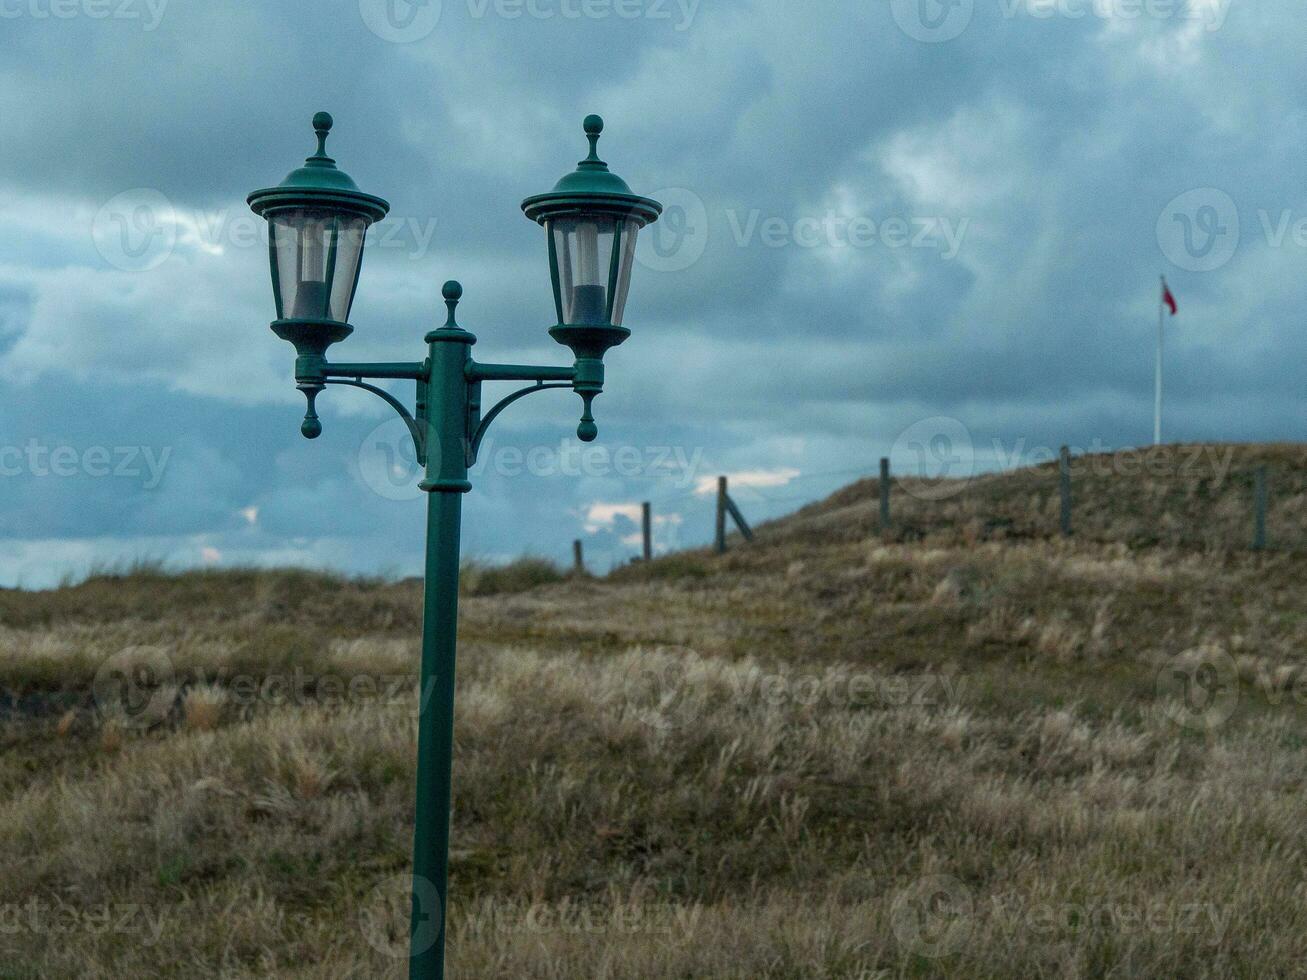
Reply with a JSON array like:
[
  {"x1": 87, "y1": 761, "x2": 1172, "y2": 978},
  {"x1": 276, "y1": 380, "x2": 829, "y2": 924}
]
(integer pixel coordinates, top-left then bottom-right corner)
[
  {"x1": 1059, "y1": 445, "x2": 1072, "y2": 538},
  {"x1": 1253, "y1": 465, "x2": 1268, "y2": 551},
  {"x1": 715, "y1": 476, "x2": 727, "y2": 554},
  {"x1": 879, "y1": 456, "x2": 891, "y2": 532},
  {"x1": 724, "y1": 493, "x2": 754, "y2": 543},
  {"x1": 573, "y1": 539, "x2": 584, "y2": 574},
  {"x1": 642, "y1": 501, "x2": 653, "y2": 562}
]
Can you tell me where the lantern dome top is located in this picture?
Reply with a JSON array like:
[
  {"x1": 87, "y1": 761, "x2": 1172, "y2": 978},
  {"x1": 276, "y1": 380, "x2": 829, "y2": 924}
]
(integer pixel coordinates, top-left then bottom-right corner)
[
  {"x1": 521, "y1": 115, "x2": 661, "y2": 226},
  {"x1": 248, "y1": 111, "x2": 389, "y2": 223}
]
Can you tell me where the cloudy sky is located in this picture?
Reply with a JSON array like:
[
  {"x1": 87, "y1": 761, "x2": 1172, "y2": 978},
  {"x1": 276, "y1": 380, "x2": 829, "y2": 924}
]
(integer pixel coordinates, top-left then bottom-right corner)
[{"x1": 0, "y1": 0, "x2": 1299, "y2": 586}]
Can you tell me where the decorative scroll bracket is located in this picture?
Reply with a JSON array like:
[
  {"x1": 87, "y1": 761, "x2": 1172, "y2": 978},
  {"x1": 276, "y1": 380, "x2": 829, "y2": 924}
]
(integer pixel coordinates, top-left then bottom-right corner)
[
  {"x1": 324, "y1": 377, "x2": 428, "y2": 466},
  {"x1": 467, "y1": 382, "x2": 571, "y2": 465}
]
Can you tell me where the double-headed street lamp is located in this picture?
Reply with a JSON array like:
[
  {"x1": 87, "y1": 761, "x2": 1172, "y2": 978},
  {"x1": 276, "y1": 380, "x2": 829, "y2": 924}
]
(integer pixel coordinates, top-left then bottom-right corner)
[{"x1": 248, "y1": 111, "x2": 660, "y2": 979}]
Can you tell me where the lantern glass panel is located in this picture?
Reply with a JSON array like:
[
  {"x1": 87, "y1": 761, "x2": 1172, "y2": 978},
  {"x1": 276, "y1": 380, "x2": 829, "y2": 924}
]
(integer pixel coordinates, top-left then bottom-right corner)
[
  {"x1": 271, "y1": 209, "x2": 369, "y2": 322},
  {"x1": 550, "y1": 216, "x2": 621, "y2": 325},
  {"x1": 607, "y1": 219, "x2": 640, "y2": 327}
]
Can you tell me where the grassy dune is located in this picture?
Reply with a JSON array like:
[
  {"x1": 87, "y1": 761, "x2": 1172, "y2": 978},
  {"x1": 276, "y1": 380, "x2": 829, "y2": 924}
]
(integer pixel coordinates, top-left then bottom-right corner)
[{"x1": 3, "y1": 444, "x2": 1307, "y2": 977}]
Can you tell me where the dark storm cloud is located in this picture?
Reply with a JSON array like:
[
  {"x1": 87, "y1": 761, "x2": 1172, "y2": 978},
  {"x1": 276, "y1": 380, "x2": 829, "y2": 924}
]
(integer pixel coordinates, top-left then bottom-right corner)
[{"x1": 0, "y1": 0, "x2": 1301, "y2": 584}]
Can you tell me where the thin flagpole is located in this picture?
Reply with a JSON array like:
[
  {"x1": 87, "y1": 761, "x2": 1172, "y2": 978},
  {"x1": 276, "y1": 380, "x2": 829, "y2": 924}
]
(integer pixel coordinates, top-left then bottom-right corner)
[{"x1": 1154, "y1": 275, "x2": 1164, "y2": 446}]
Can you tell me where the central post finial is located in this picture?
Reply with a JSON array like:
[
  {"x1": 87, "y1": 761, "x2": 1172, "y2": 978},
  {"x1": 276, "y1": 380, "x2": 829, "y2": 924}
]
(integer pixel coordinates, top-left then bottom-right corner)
[{"x1": 442, "y1": 279, "x2": 463, "y2": 328}]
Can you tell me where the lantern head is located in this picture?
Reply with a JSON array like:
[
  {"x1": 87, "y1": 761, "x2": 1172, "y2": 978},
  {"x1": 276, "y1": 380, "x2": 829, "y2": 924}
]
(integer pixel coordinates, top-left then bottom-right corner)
[
  {"x1": 248, "y1": 112, "x2": 389, "y2": 363},
  {"x1": 521, "y1": 115, "x2": 661, "y2": 363}
]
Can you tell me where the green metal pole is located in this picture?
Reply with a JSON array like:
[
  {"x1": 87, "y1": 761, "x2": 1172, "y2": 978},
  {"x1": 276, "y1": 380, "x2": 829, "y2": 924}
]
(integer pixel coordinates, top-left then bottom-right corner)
[
  {"x1": 409, "y1": 284, "x2": 476, "y2": 979},
  {"x1": 409, "y1": 488, "x2": 462, "y2": 979}
]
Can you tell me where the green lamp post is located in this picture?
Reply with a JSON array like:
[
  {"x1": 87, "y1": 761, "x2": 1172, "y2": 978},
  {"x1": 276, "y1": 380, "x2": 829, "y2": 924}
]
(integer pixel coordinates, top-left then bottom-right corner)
[{"x1": 248, "y1": 111, "x2": 660, "y2": 979}]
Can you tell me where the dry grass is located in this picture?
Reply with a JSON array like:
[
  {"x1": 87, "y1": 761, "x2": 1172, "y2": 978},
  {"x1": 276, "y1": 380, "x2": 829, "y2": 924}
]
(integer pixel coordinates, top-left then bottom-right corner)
[
  {"x1": 2, "y1": 443, "x2": 1307, "y2": 977},
  {"x1": 460, "y1": 556, "x2": 569, "y2": 596}
]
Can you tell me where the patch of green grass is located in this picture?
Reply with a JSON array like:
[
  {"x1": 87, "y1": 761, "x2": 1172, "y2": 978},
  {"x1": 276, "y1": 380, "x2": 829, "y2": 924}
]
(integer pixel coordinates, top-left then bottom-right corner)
[
  {"x1": 607, "y1": 550, "x2": 715, "y2": 582},
  {"x1": 460, "y1": 557, "x2": 567, "y2": 596}
]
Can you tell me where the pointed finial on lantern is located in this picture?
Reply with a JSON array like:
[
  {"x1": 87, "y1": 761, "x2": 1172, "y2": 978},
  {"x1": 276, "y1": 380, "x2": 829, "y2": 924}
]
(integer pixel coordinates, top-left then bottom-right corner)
[
  {"x1": 581, "y1": 114, "x2": 604, "y2": 165},
  {"x1": 310, "y1": 112, "x2": 334, "y2": 163}
]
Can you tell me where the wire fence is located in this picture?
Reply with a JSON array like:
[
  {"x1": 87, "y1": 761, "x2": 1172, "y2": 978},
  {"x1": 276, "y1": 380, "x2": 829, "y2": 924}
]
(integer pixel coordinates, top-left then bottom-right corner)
[{"x1": 577, "y1": 445, "x2": 1307, "y2": 568}]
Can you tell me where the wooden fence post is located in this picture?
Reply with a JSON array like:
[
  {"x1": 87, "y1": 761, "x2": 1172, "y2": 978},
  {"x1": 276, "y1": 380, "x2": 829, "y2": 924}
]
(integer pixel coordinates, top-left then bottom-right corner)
[
  {"x1": 642, "y1": 501, "x2": 653, "y2": 562},
  {"x1": 1253, "y1": 466, "x2": 1268, "y2": 551},
  {"x1": 573, "y1": 539, "x2": 584, "y2": 574},
  {"x1": 878, "y1": 456, "x2": 891, "y2": 532},
  {"x1": 724, "y1": 494, "x2": 754, "y2": 542},
  {"x1": 1059, "y1": 446, "x2": 1072, "y2": 538},
  {"x1": 715, "y1": 476, "x2": 727, "y2": 554}
]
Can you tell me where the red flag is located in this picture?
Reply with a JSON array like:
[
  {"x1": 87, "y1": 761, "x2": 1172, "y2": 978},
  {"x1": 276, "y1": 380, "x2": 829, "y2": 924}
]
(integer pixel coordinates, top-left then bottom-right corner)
[{"x1": 1161, "y1": 279, "x2": 1177, "y2": 316}]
